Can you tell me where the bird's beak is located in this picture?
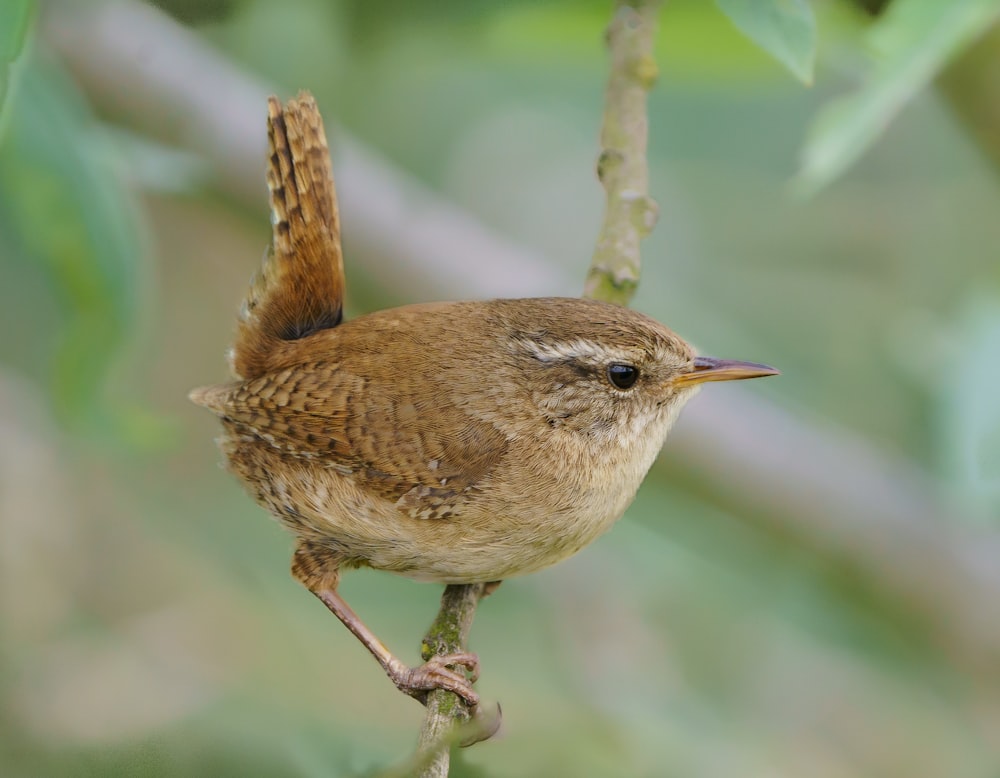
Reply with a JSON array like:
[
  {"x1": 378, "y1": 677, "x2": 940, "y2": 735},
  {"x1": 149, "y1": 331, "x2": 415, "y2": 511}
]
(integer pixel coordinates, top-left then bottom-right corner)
[{"x1": 672, "y1": 355, "x2": 780, "y2": 387}]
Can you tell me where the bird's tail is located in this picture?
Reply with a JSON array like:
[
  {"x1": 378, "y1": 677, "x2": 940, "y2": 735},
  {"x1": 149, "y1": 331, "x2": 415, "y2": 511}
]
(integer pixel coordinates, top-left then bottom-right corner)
[{"x1": 230, "y1": 91, "x2": 345, "y2": 380}]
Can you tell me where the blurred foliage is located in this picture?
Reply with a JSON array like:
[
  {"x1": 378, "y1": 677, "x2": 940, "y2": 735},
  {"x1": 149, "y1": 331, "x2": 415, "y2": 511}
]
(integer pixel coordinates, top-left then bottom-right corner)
[
  {"x1": 2, "y1": 0, "x2": 1000, "y2": 776},
  {"x1": 795, "y1": 0, "x2": 1000, "y2": 193},
  {"x1": 158, "y1": 0, "x2": 237, "y2": 26},
  {"x1": 939, "y1": 297, "x2": 1000, "y2": 516},
  {"x1": 0, "y1": 0, "x2": 33, "y2": 124},
  {"x1": 0, "y1": 52, "x2": 162, "y2": 444},
  {"x1": 715, "y1": 0, "x2": 817, "y2": 84}
]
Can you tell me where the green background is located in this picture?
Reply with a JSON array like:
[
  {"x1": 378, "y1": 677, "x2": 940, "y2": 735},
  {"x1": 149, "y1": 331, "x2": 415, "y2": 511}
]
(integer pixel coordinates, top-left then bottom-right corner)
[{"x1": 2, "y1": 0, "x2": 999, "y2": 775}]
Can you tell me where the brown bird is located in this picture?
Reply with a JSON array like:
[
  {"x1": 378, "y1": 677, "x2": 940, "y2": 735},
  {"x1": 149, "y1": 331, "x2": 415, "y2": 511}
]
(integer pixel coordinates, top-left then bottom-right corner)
[{"x1": 190, "y1": 92, "x2": 778, "y2": 708}]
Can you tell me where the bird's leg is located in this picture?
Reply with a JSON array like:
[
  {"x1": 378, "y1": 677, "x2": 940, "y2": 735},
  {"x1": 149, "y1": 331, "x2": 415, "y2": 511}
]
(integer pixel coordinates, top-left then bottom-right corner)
[
  {"x1": 482, "y1": 580, "x2": 503, "y2": 597},
  {"x1": 291, "y1": 542, "x2": 480, "y2": 707}
]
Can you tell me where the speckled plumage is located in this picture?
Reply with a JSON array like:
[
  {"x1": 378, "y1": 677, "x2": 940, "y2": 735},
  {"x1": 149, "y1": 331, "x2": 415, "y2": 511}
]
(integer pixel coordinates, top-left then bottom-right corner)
[
  {"x1": 189, "y1": 93, "x2": 775, "y2": 705},
  {"x1": 193, "y1": 296, "x2": 698, "y2": 582}
]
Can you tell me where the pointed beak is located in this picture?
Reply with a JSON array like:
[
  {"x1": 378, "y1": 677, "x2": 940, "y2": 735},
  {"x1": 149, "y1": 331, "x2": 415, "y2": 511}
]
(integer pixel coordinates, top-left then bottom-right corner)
[{"x1": 672, "y1": 355, "x2": 780, "y2": 387}]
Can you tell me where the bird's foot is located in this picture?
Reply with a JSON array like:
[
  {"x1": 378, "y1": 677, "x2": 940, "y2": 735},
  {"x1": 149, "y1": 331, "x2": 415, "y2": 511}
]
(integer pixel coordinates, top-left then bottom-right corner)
[{"x1": 387, "y1": 652, "x2": 480, "y2": 708}]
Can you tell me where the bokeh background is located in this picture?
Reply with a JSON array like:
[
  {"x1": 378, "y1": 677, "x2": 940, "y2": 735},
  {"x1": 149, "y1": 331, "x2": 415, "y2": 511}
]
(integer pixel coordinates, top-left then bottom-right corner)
[{"x1": 2, "y1": 1, "x2": 1000, "y2": 775}]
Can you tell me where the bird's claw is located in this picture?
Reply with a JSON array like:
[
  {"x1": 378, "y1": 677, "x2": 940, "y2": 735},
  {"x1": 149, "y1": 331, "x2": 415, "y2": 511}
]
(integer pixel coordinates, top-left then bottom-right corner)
[{"x1": 389, "y1": 652, "x2": 480, "y2": 708}]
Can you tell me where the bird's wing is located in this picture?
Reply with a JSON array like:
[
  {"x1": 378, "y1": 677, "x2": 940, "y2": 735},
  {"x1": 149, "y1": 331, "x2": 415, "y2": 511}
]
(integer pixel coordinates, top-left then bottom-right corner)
[{"x1": 191, "y1": 362, "x2": 508, "y2": 520}]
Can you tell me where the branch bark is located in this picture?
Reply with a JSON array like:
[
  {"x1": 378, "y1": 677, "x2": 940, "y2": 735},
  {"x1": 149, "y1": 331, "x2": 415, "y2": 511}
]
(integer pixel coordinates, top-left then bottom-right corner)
[
  {"x1": 585, "y1": 0, "x2": 662, "y2": 305},
  {"x1": 414, "y1": 584, "x2": 487, "y2": 777}
]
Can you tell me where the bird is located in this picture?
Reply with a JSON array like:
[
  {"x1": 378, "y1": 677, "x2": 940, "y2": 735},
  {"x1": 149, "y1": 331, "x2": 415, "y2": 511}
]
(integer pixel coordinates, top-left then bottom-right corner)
[{"x1": 190, "y1": 92, "x2": 778, "y2": 709}]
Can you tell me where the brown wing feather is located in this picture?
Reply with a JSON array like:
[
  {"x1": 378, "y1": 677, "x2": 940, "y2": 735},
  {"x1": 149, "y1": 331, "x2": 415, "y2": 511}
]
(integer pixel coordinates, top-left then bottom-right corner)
[
  {"x1": 195, "y1": 361, "x2": 508, "y2": 520},
  {"x1": 231, "y1": 92, "x2": 345, "y2": 380}
]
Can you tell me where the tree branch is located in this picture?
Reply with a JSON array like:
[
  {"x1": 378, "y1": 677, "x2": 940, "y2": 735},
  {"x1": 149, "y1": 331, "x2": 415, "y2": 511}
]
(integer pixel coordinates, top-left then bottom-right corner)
[
  {"x1": 414, "y1": 584, "x2": 487, "y2": 777},
  {"x1": 585, "y1": 0, "x2": 662, "y2": 306}
]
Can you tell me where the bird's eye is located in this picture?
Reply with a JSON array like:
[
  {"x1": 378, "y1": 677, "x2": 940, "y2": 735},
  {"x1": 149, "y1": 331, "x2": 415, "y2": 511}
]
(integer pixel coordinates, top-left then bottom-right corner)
[{"x1": 607, "y1": 363, "x2": 639, "y2": 390}]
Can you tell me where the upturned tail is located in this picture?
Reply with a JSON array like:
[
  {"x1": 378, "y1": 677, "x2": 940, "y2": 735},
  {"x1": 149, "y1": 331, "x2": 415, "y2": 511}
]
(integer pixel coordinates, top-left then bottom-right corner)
[{"x1": 230, "y1": 91, "x2": 345, "y2": 380}]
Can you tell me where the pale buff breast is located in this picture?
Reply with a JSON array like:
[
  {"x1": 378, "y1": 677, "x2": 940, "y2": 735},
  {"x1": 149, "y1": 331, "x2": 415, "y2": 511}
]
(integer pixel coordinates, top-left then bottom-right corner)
[{"x1": 218, "y1": 387, "x2": 690, "y2": 583}]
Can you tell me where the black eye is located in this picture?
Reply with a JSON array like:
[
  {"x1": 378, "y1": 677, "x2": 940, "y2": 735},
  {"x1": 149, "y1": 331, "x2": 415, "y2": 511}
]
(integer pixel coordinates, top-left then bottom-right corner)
[{"x1": 607, "y1": 363, "x2": 639, "y2": 390}]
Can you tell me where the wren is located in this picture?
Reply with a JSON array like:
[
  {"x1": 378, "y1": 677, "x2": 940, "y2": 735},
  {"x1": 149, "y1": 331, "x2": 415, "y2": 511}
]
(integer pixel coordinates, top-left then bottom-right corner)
[{"x1": 190, "y1": 92, "x2": 778, "y2": 708}]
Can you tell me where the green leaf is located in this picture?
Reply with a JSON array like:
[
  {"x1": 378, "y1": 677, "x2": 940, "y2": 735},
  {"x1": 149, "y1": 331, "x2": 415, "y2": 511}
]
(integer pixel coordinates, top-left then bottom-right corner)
[
  {"x1": 0, "y1": 0, "x2": 35, "y2": 125},
  {"x1": 794, "y1": 0, "x2": 1000, "y2": 195},
  {"x1": 0, "y1": 53, "x2": 155, "y2": 442},
  {"x1": 715, "y1": 0, "x2": 817, "y2": 84},
  {"x1": 0, "y1": 0, "x2": 32, "y2": 62}
]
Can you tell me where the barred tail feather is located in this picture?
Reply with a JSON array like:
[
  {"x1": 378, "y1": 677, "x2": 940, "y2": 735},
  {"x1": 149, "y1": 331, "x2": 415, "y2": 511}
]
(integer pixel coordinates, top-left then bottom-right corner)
[{"x1": 231, "y1": 91, "x2": 345, "y2": 380}]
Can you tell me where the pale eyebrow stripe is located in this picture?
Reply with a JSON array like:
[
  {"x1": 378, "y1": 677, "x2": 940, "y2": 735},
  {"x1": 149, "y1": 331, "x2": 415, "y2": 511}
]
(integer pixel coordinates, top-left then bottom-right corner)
[{"x1": 516, "y1": 337, "x2": 628, "y2": 364}]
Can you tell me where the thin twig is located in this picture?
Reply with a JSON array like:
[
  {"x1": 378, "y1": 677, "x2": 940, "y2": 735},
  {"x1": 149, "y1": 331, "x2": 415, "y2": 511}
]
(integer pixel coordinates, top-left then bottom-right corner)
[
  {"x1": 414, "y1": 584, "x2": 486, "y2": 778},
  {"x1": 585, "y1": 0, "x2": 662, "y2": 306}
]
